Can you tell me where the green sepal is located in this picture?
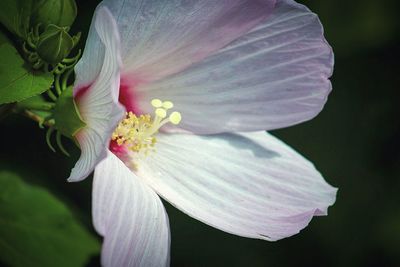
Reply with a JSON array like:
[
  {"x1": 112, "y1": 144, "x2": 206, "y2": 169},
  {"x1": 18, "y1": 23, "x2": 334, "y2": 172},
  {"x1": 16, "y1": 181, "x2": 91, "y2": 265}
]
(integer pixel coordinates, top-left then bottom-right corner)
[
  {"x1": 46, "y1": 126, "x2": 56, "y2": 152},
  {"x1": 53, "y1": 86, "x2": 85, "y2": 137},
  {"x1": 56, "y1": 131, "x2": 70, "y2": 156}
]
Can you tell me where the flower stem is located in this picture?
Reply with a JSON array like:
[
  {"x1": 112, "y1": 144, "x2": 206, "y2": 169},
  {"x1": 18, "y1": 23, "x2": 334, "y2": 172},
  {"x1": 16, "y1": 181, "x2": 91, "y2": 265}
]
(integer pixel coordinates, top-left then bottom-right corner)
[
  {"x1": 23, "y1": 110, "x2": 54, "y2": 127},
  {"x1": 17, "y1": 101, "x2": 55, "y2": 111},
  {"x1": 47, "y1": 90, "x2": 57, "y2": 101}
]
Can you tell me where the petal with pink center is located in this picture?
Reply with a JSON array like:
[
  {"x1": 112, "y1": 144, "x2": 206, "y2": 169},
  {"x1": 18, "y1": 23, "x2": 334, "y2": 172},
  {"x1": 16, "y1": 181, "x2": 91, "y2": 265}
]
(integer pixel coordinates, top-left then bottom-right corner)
[
  {"x1": 93, "y1": 152, "x2": 170, "y2": 267},
  {"x1": 137, "y1": 0, "x2": 333, "y2": 134},
  {"x1": 101, "y1": 0, "x2": 275, "y2": 82},
  {"x1": 68, "y1": 7, "x2": 125, "y2": 182},
  {"x1": 136, "y1": 132, "x2": 337, "y2": 241}
]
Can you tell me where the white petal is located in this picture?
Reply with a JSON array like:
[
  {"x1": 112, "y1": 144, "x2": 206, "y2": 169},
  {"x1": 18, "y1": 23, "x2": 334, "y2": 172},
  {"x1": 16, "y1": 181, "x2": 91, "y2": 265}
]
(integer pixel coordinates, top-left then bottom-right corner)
[
  {"x1": 93, "y1": 152, "x2": 170, "y2": 267},
  {"x1": 136, "y1": 132, "x2": 337, "y2": 241},
  {"x1": 101, "y1": 0, "x2": 275, "y2": 81},
  {"x1": 137, "y1": 0, "x2": 333, "y2": 134},
  {"x1": 69, "y1": 7, "x2": 125, "y2": 182}
]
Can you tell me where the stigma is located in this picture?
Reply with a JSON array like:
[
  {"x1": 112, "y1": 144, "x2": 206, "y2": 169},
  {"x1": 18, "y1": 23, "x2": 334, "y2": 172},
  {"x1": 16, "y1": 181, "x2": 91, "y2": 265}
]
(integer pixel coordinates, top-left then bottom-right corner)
[{"x1": 112, "y1": 99, "x2": 181, "y2": 154}]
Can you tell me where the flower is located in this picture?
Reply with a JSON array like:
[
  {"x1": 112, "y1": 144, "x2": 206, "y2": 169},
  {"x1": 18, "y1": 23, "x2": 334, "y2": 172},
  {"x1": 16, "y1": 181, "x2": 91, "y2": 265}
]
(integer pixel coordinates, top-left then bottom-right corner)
[{"x1": 69, "y1": 1, "x2": 337, "y2": 266}]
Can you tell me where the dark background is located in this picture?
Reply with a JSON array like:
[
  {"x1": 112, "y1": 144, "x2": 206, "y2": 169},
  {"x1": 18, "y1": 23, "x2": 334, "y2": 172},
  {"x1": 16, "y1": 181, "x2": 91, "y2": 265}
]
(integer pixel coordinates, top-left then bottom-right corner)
[{"x1": 1, "y1": 0, "x2": 399, "y2": 266}]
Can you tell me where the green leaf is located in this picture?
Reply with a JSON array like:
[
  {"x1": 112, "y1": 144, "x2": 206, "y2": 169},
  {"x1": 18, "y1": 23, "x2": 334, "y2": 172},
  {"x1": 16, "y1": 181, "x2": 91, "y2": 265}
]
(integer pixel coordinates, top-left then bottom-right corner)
[
  {"x1": 0, "y1": 171, "x2": 99, "y2": 267},
  {"x1": 0, "y1": 37, "x2": 53, "y2": 104}
]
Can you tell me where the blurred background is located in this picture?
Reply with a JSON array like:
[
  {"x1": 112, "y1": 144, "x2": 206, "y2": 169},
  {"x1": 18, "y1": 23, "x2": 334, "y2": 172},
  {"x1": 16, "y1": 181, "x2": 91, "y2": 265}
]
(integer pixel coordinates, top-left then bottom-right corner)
[{"x1": 1, "y1": 0, "x2": 399, "y2": 266}]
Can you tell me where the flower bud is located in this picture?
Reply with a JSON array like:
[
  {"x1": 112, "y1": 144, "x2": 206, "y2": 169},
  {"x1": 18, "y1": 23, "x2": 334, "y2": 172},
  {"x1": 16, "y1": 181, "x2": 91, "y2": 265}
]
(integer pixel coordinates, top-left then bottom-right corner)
[
  {"x1": 0, "y1": 0, "x2": 33, "y2": 39},
  {"x1": 36, "y1": 24, "x2": 74, "y2": 64},
  {"x1": 31, "y1": 0, "x2": 77, "y2": 28}
]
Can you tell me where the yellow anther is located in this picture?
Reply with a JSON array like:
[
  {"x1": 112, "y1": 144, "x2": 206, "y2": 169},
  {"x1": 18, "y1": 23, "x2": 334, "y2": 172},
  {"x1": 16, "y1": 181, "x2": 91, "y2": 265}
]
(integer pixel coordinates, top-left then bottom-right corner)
[
  {"x1": 169, "y1": 112, "x2": 182, "y2": 125},
  {"x1": 162, "y1": 101, "x2": 174, "y2": 109},
  {"x1": 112, "y1": 99, "x2": 182, "y2": 158},
  {"x1": 155, "y1": 108, "x2": 167, "y2": 118},
  {"x1": 151, "y1": 99, "x2": 162, "y2": 108}
]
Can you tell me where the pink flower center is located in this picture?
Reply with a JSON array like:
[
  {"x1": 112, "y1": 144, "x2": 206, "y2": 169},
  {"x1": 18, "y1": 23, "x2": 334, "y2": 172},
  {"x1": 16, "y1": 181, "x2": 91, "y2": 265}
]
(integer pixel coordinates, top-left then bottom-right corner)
[
  {"x1": 110, "y1": 98, "x2": 182, "y2": 170},
  {"x1": 119, "y1": 77, "x2": 141, "y2": 114}
]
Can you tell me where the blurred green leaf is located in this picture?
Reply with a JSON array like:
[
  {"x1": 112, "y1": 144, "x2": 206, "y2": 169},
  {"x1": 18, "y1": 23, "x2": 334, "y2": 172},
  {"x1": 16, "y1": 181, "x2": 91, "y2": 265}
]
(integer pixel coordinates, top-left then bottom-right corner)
[
  {"x1": 0, "y1": 171, "x2": 99, "y2": 267},
  {"x1": 0, "y1": 33, "x2": 53, "y2": 105},
  {"x1": 0, "y1": 31, "x2": 8, "y2": 45}
]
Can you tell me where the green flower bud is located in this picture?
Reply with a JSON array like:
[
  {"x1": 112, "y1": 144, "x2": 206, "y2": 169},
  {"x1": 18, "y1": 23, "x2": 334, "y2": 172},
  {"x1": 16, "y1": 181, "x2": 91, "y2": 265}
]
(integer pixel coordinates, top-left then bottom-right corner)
[
  {"x1": 31, "y1": 0, "x2": 77, "y2": 28},
  {"x1": 0, "y1": 0, "x2": 33, "y2": 39},
  {"x1": 36, "y1": 24, "x2": 74, "y2": 64}
]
